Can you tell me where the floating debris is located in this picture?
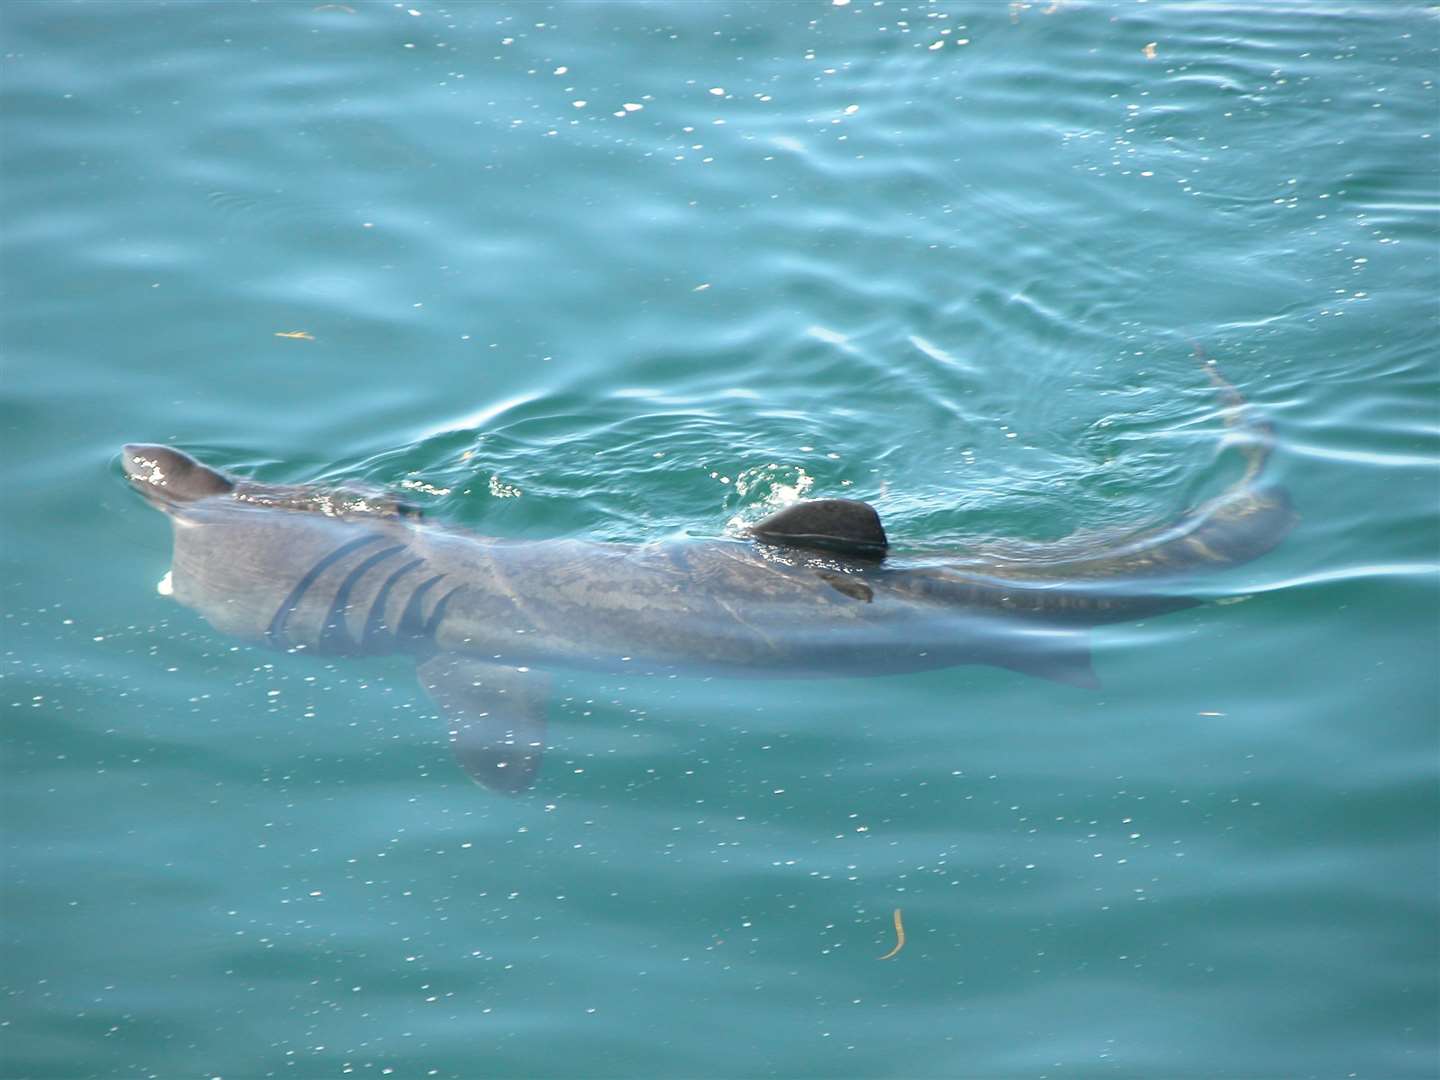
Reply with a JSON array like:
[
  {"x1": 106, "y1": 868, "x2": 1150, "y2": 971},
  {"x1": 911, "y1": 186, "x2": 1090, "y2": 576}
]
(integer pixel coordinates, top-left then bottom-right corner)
[
  {"x1": 274, "y1": 331, "x2": 315, "y2": 340},
  {"x1": 878, "y1": 908, "x2": 905, "y2": 960}
]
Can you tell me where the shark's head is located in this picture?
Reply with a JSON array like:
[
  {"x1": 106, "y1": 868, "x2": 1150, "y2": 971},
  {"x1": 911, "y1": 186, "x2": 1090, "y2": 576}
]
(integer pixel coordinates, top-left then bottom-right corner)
[
  {"x1": 122, "y1": 443, "x2": 424, "y2": 522},
  {"x1": 122, "y1": 444, "x2": 235, "y2": 510}
]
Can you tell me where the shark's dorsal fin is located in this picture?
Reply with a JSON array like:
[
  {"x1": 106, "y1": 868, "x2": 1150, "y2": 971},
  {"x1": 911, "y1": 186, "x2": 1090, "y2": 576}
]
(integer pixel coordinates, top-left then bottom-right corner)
[
  {"x1": 418, "y1": 654, "x2": 548, "y2": 794},
  {"x1": 750, "y1": 499, "x2": 888, "y2": 560}
]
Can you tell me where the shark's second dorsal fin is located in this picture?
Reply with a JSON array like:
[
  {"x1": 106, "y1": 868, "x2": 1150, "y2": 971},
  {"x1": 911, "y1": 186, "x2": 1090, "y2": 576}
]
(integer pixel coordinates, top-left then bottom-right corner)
[{"x1": 749, "y1": 499, "x2": 888, "y2": 560}]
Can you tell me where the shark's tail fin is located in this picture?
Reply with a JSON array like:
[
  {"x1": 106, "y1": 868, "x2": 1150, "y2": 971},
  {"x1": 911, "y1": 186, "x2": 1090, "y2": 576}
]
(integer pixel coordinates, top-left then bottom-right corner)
[
  {"x1": 1193, "y1": 340, "x2": 1275, "y2": 490},
  {"x1": 902, "y1": 347, "x2": 1296, "y2": 608},
  {"x1": 1017, "y1": 345, "x2": 1295, "y2": 586}
]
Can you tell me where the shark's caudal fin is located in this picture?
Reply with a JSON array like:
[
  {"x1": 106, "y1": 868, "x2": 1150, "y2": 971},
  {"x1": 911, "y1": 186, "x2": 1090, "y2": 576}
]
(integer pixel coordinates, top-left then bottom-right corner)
[
  {"x1": 931, "y1": 349, "x2": 1294, "y2": 592},
  {"x1": 1048, "y1": 346, "x2": 1295, "y2": 583},
  {"x1": 418, "y1": 654, "x2": 548, "y2": 794}
]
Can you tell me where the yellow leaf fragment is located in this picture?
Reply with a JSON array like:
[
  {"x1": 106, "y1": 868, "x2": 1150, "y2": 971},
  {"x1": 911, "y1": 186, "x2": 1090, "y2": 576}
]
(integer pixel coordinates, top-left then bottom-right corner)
[
  {"x1": 1010, "y1": 0, "x2": 1069, "y2": 21},
  {"x1": 878, "y1": 908, "x2": 905, "y2": 960},
  {"x1": 274, "y1": 331, "x2": 315, "y2": 340}
]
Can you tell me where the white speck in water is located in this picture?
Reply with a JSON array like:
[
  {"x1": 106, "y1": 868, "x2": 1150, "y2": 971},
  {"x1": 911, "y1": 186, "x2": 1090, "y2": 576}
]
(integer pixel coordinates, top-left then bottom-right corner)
[
  {"x1": 156, "y1": 571, "x2": 174, "y2": 596},
  {"x1": 709, "y1": 86, "x2": 725, "y2": 96},
  {"x1": 489, "y1": 475, "x2": 523, "y2": 498},
  {"x1": 572, "y1": 100, "x2": 587, "y2": 108},
  {"x1": 844, "y1": 104, "x2": 859, "y2": 114},
  {"x1": 805, "y1": 325, "x2": 848, "y2": 345}
]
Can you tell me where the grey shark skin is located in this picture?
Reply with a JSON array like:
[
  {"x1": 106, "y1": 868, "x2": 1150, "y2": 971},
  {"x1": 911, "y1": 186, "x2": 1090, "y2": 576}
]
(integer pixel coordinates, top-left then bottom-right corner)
[{"x1": 121, "y1": 362, "x2": 1293, "y2": 794}]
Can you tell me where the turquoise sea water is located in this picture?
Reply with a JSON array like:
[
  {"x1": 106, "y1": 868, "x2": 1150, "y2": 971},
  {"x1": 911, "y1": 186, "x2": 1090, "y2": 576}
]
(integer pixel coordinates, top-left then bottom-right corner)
[{"x1": 3, "y1": 2, "x2": 1437, "y2": 1077}]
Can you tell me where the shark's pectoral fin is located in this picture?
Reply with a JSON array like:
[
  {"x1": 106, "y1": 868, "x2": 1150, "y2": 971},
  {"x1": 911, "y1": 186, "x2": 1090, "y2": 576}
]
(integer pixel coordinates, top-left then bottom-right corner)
[
  {"x1": 992, "y1": 632, "x2": 1101, "y2": 690},
  {"x1": 417, "y1": 654, "x2": 549, "y2": 794}
]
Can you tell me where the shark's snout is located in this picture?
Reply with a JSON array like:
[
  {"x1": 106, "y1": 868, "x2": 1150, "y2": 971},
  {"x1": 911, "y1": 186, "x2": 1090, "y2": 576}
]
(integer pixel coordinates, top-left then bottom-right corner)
[
  {"x1": 121, "y1": 444, "x2": 155, "y2": 482},
  {"x1": 122, "y1": 444, "x2": 234, "y2": 504}
]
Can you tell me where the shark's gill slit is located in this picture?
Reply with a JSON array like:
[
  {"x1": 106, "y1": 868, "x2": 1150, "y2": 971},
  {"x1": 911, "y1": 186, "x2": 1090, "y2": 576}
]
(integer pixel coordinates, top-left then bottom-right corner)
[
  {"x1": 265, "y1": 533, "x2": 387, "y2": 649},
  {"x1": 363, "y1": 557, "x2": 426, "y2": 650},
  {"x1": 319, "y1": 544, "x2": 408, "y2": 652},
  {"x1": 398, "y1": 574, "x2": 447, "y2": 641}
]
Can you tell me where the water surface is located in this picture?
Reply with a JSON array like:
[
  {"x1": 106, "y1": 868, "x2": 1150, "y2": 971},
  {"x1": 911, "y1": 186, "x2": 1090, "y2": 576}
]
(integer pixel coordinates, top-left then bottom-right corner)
[{"x1": 3, "y1": 2, "x2": 1437, "y2": 1077}]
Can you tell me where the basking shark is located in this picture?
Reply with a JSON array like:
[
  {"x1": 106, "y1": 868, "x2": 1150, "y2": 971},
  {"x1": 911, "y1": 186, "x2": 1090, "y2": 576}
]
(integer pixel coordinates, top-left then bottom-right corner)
[{"x1": 122, "y1": 361, "x2": 1293, "y2": 793}]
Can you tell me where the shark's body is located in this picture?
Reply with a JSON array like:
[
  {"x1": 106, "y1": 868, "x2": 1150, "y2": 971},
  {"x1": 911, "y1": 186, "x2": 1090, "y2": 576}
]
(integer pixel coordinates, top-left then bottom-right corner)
[{"x1": 122, "y1": 359, "x2": 1294, "y2": 792}]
